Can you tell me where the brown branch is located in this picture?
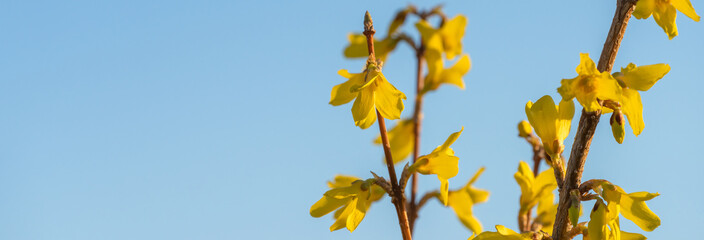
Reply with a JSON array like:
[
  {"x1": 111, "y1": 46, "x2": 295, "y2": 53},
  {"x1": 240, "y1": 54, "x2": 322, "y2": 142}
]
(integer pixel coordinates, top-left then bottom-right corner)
[
  {"x1": 363, "y1": 11, "x2": 413, "y2": 240},
  {"x1": 408, "y1": 33, "x2": 425, "y2": 234},
  {"x1": 551, "y1": 1, "x2": 637, "y2": 239},
  {"x1": 416, "y1": 190, "x2": 439, "y2": 210}
]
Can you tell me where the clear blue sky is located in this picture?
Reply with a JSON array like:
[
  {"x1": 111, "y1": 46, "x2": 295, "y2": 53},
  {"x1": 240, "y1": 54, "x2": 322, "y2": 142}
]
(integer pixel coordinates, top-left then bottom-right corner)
[{"x1": 1, "y1": 1, "x2": 702, "y2": 239}]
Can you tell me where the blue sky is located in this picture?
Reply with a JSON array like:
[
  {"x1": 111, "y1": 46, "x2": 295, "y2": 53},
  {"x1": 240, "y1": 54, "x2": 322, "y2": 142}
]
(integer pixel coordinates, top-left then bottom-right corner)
[{"x1": 1, "y1": 1, "x2": 702, "y2": 239}]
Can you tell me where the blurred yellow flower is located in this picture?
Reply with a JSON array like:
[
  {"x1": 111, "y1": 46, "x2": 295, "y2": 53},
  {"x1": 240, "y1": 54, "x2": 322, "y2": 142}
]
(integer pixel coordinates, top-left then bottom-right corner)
[
  {"x1": 447, "y1": 167, "x2": 489, "y2": 234},
  {"x1": 374, "y1": 119, "x2": 414, "y2": 164},
  {"x1": 416, "y1": 16, "x2": 471, "y2": 93},
  {"x1": 343, "y1": 34, "x2": 399, "y2": 60}
]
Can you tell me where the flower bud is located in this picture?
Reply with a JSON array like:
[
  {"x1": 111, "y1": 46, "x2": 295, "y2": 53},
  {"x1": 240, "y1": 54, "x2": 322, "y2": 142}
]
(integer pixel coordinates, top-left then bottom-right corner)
[
  {"x1": 517, "y1": 120, "x2": 532, "y2": 138},
  {"x1": 610, "y1": 110, "x2": 626, "y2": 144}
]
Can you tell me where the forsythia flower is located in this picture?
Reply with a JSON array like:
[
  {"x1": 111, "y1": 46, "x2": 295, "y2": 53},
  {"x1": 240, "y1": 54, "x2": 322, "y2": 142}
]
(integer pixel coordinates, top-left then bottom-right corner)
[
  {"x1": 558, "y1": 53, "x2": 621, "y2": 112},
  {"x1": 611, "y1": 63, "x2": 670, "y2": 136},
  {"x1": 410, "y1": 127, "x2": 464, "y2": 205},
  {"x1": 310, "y1": 176, "x2": 385, "y2": 232},
  {"x1": 343, "y1": 34, "x2": 400, "y2": 60},
  {"x1": 524, "y1": 95, "x2": 574, "y2": 161},
  {"x1": 416, "y1": 15, "x2": 468, "y2": 59},
  {"x1": 374, "y1": 119, "x2": 414, "y2": 164},
  {"x1": 468, "y1": 225, "x2": 536, "y2": 240},
  {"x1": 330, "y1": 64, "x2": 407, "y2": 129},
  {"x1": 585, "y1": 180, "x2": 659, "y2": 240},
  {"x1": 514, "y1": 161, "x2": 558, "y2": 233},
  {"x1": 416, "y1": 16, "x2": 471, "y2": 93},
  {"x1": 633, "y1": 0, "x2": 700, "y2": 39},
  {"x1": 447, "y1": 167, "x2": 489, "y2": 234},
  {"x1": 587, "y1": 199, "x2": 648, "y2": 240}
]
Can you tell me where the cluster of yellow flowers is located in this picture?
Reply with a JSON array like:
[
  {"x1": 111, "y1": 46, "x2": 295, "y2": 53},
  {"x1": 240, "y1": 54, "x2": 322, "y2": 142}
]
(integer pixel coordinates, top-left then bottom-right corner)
[
  {"x1": 313, "y1": 6, "x2": 484, "y2": 235},
  {"x1": 313, "y1": 1, "x2": 698, "y2": 238}
]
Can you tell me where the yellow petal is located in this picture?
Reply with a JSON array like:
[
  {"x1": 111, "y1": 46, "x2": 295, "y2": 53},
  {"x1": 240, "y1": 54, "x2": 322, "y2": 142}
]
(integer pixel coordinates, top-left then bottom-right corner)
[
  {"x1": 439, "y1": 15, "x2": 467, "y2": 59},
  {"x1": 620, "y1": 192, "x2": 661, "y2": 231},
  {"x1": 576, "y1": 53, "x2": 600, "y2": 76},
  {"x1": 327, "y1": 175, "x2": 360, "y2": 188},
  {"x1": 595, "y1": 72, "x2": 623, "y2": 106},
  {"x1": 621, "y1": 88, "x2": 644, "y2": 136},
  {"x1": 495, "y1": 225, "x2": 520, "y2": 235},
  {"x1": 437, "y1": 54, "x2": 471, "y2": 89},
  {"x1": 633, "y1": 0, "x2": 656, "y2": 19},
  {"x1": 448, "y1": 187, "x2": 482, "y2": 232},
  {"x1": 351, "y1": 88, "x2": 376, "y2": 129},
  {"x1": 671, "y1": 0, "x2": 701, "y2": 21},
  {"x1": 439, "y1": 127, "x2": 464, "y2": 152},
  {"x1": 620, "y1": 63, "x2": 670, "y2": 91},
  {"x1": 374, "y1": 73, "x2": 406, "y2": 120},
  {"x1": 310, "y1": 195, "x2": 349, "y2": 218},
  {"x1": 525, "y1": 96, "x2": 561, "y2": 156},
  {"x1": 420, "y1": 154, "x2": 460, "y2": 179},
  {"x1": 588, "y1": 200, "x2": 608, "y2": 240},
  {"x1": 556, "y1": 99, "x2": 575, "y2": 142},
  {"x1": 330, "y1": 70, "x2": 364, "y2": 106},
  {"x1": 440, "y1": 177, "x2": 450, "y2": 205},
  {"x1": 653, "y1": 2, "x2": 679, "y2": 39},
  {"x1": 346, "y1": 191, "x2": 372, "y2": 232},
  {"x1": 620, "y1": 231, "x2": 647, "y2": 240},
  {"x1": 330, "y1": 200, "x2": 355, "y2": 231},
  {"x1": 374, "y1": 119, "x2": 415, "y2": 164}
]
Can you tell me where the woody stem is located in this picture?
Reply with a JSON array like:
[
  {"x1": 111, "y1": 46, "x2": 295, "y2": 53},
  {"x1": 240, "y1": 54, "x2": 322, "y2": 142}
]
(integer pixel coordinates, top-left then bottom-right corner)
[
  {"x1": 551, "y1": 1, "x2": 637, "y2": 239},
  {"x1": 363, "y1": 11, "x2": 413, "y2": 240}
]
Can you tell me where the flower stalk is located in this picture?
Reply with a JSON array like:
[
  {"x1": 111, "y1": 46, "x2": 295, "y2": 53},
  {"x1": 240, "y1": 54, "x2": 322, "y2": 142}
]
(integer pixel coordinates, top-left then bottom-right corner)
[
  {"x1": 363, "y1": 11, "x2": 414, "y2": 240},
  {"x1": 551, "y1": 0, "x2": 638, "y2": 239}
]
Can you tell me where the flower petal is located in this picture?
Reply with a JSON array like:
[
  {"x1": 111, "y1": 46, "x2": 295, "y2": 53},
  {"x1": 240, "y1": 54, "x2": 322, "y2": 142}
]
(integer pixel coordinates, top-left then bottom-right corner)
[
  {"x1": 653, "y1": 2, "x2": 679, "y2": 39},
  {"x1": 621, "y1": 88, "x2": 645, "y2": 136},
  {"x1": 671, "y1": 0, "x2": 700, "y2": 22},
  {"x1": 633, "y1": 0, "x2": 656, "y2": 19},
  {"x1": 374, "y1": 73, "x2": 406, "y2": 120},
  {"x1": 620, "y1": 192, "x2": 661, "y2": 231},
  {"x1": 352, "y1": 88, "x2": 376, "y2": 129},
  {"x1": 330, "y1": 70, "x2": 364, "y2": 106},
  {"x1": 310, "y1": 195, "x2": 349, "y2": 218},
  {"x1": 620, "y1": 63, "x2": 670, "y2": 91}
]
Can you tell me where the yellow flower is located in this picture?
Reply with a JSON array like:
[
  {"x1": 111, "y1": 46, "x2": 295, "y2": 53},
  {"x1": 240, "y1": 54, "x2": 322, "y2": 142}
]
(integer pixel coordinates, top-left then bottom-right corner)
[
  {"x1": 416, "y1": 15, "x2": 468, "y2": 60},
  {"x1": 374, "y1": 119, "x2": 414, "y2": 164},
  {"x1": 343, "y1": 34, "x2": 399, "y2": 60},
  {"x1": 524, "y1": 95, "x2": 574, "y2": 161},
  {"x1": 447, "y1": 167, "x2": 489, "y2": 234},
  {"x1": 583, "y1": 180, "x2": 659, "y2": 240},
  {"x1": 612, "y1": 63, "x2": 670, "y2": 136},
  {"x1": 330, "y1": 65, "x2": 407, "y2": 129},
  {"x1": 410, "y1": 127, "x2": 464, "y2": 205},
  {"x1": 633, "y1": 0, "x2": 700, "y2": 39},
  {"x1": 468, "y1": 225, "x2": 535, "y2": 240},
  {"x1": 514, "y1": 161, "x2": 557, "y2": 216},
  {"x1": 310, "y1": 176, "x2": 385, "y2": 232},
  {"x1": 416, "y1": 16, "x2": 471, "y2": 93},
  {"x1": 558, "y1": 53, "x2": 622, "y2": 112}
]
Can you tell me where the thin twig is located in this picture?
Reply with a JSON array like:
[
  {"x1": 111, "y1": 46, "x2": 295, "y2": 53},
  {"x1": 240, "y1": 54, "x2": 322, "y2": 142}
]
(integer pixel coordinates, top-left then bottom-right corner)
[
  {"x1": 408, "y1": 12, "x2": 427, "y2": 234},
  {"x1": 363, "y1": 11, "x2": 413, "y2": 240},
  {"x1": 551, "y1": 1, "x2": 637, "y2": 239}
]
